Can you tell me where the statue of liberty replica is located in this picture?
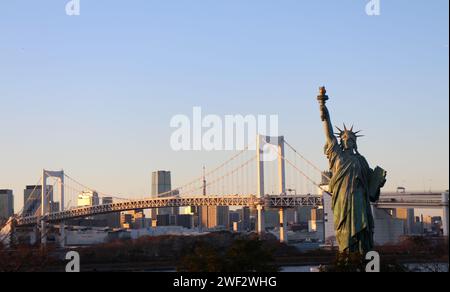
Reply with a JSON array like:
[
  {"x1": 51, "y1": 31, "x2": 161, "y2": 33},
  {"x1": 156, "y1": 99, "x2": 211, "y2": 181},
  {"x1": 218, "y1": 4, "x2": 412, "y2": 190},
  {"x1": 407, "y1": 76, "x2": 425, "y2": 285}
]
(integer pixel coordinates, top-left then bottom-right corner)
[{"x1": 317, "y1": 87, "x2": 387, "y2": 254}]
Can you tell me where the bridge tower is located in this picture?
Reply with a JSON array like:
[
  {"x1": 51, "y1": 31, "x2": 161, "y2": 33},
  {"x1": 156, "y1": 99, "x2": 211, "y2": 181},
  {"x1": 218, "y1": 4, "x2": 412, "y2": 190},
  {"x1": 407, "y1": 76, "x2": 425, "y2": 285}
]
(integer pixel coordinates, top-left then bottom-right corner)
[
  {"x1": 443, "y1": 191, "x2": 449, "y2": 237},
  {"x1": 256, "y1": 135, "x2": 287, "y2": 243},
  {"x1": 41, "y1": 170, "x2": 65, "y2": 247}
]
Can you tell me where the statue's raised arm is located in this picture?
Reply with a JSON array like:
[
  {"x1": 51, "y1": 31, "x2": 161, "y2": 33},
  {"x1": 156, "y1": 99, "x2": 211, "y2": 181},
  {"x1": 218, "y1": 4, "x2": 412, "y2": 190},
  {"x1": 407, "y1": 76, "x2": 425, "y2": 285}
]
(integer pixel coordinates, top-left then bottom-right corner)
[{"x1": 317, "y1": 87, "x2": 337, "y2": 145}]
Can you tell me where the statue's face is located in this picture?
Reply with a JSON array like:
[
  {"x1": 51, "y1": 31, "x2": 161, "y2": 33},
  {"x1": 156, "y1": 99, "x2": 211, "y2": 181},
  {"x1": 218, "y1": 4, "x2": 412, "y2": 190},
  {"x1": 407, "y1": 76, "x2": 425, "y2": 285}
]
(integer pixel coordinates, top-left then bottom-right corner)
[{"x1": 341, "y1": 133, "x2": 356, "y2": 151}]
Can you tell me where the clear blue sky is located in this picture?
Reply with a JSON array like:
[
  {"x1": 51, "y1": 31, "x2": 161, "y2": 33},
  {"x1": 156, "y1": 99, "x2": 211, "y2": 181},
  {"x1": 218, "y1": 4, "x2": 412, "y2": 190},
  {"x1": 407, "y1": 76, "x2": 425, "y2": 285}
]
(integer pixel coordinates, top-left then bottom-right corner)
[{"x1": 0, "y1": 0, "x2": 448, "y2": 212}]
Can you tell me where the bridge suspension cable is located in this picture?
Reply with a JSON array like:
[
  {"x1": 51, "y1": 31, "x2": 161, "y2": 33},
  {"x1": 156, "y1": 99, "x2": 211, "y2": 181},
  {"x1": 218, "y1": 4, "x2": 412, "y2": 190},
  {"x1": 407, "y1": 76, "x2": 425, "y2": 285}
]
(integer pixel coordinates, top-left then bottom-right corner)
[
  {"x1": 33, "y1": 178, "x2": 59, "y2": 216},
  {"x1": 277, "y1": 140, "x2": 331, "y2": 194},
  {"x1": 284, "y1": 139, "x2": 331, "y2": 181},
  {"x1": 54, "y1": 147, "x2": 252, "y2": 205},
  {"x1": 1, "y1": 178, "x2": 58, "y2": 245},
  {"x1": 16, "y1": 177, "x2": 42, "y2": 217},
  {"x1": 62, "y1": 173, "x2": 139, "y2": 206},
  {"x1": 11, "y1": 137, "x2": 330, "y2": 225},
  {"x1": 156, "y1": 146, "x2": 251, "y2": 197},
  {"x1": 204, "y1": 155, "x2": 256, "y2": 195}
]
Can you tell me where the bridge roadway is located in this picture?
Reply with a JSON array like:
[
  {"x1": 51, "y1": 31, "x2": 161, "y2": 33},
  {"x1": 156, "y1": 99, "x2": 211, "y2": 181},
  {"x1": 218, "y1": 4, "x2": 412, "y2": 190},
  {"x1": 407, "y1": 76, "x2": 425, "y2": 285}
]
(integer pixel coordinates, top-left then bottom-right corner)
[
  {"x1": 16, "y1": 194, "x2": 323, "y2": 226},
  {"x1": 15, "y1": 192, "x2": 449, "y2": 227},
  {"x1": 375, "y1": 192, "x2": 448, "y2": 209}
]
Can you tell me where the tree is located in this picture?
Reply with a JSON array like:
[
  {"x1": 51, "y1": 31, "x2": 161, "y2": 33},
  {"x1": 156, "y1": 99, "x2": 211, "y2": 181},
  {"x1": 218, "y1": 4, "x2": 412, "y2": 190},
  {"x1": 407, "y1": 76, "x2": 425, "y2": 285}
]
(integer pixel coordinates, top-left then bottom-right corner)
[
  {"x1": 320, "y1": 251, "x2": 406, "y2": 272},
  {"x1": 177, "y1": 242, "x2": 225, "y2": 272},
  {"x1": 177, "y1": 238, "x2": 279, "y2": 272}
]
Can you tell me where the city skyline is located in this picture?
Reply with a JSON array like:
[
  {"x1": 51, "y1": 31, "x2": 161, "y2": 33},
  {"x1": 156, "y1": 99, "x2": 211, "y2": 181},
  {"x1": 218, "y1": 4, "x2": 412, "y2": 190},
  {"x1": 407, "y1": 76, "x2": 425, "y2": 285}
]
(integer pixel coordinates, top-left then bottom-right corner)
[{"x1": 0, "y1": 0, "x2": 449, "y2": 214}]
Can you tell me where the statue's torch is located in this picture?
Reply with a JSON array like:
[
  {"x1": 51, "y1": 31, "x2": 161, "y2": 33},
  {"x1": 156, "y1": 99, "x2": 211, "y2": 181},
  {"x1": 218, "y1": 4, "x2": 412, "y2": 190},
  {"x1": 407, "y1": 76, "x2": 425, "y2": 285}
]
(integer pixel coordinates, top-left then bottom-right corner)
[{"x1": 317, "y1": 86, "x2": 329, "y2": 121}]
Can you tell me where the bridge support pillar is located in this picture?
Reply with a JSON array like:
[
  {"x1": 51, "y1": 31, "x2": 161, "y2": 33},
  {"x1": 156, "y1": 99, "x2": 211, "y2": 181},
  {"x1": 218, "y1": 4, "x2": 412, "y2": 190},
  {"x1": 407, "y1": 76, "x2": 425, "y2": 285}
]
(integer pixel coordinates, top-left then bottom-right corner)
[
  {"x1": 60, "y1": 222, "x2": 66, "y2": 248},
  {"x1": 40, "y1": 219, "x2": 46, "y2": 246},
  {"x1": 279, "y1": 208, "x2": 287, "y2": 243},
  {"x1": 277, "y1": 137, "x2": 286, "y2": 195},
  {"x1": 32, "y1": 225, "x2": 38, "y2": 245},
  {"x1": 41, "y1": 170, "x2": 47, "y2": 246},
  {"x1": 257, "y1": 205, "x2": 265, "y2": 234},
  {"x1": 256, "y1": 135, "x2": 265, "y2": 235},
  {"x1": 40, "y1": 169, "x2": 65, "y2": 247},
  {"x1": 443, "y1": 192, "x2": 449, "y2": 237}
]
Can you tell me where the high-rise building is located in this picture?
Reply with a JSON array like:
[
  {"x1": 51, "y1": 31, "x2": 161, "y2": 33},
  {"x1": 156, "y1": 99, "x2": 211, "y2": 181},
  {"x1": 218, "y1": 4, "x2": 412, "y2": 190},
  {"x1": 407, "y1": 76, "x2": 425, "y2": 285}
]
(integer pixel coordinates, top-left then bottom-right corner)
[
  {"x1": 133, "y1": 210, "x2": 151, "y2": 229},
  {"x1": 102, "y1": 197, "x2": 113, "y2": 205},
  {"x1": 229, "y1": 211, "x2": 240, "y2": 222},
  {"x1": 120, "y1": 209, "x2": 148, "y2": 229},
  {"x1": 23, "y1": 185, "x2": 54, "y2": 216},
  {"x1": 96, "y1": 197, "x2": 121, "y2": 228},
  {"x1": 77, "y1": 190, "x2": 100, "y2": 207},
  {"x1": 264, "y1": 210, "x2": 279, "y2": 228},
  {"x1": 201, "y1": 206, "x2": 229, "y2": 229},
  {"x1": 284, "y1": 209, "x2": 296, "y2": 225},
  {"x1": 218, "y1": 207, "x2": 229, "y2": 228},
  {"x1": 229, "y1": 211, "x2": 240, "y2": 230},
  {"x1": 120, "y1": 213, "x2": 133, "y2": 229},
  {"x1": 311, "y1": 208, "x2": 324, "y2": 221},
  {"x1": 0, "y1": 190, "x2": 14, "y2": 219},
  {"x1": 156, "y1": 214, "x2": 171, "y2": 226},
  {"x1": 134, "y1": 217, "x2": 152, "y2": 229},
  {"x1": 319, "y1": 177, "x2": 335, "y2": 244},
  {"x1": 309, "y1": 208, "x2": 325, "y2": 235},
  {"x1": 396, "y1": 208, "x2": 415, "y2": 234},
  {"x1": 236, "y1": 207, "x2": 251, "y2": 231},
  {"x1": 176, "y1": 214, "x2": 194, "y2": 229},
  {"x1": 296, "y1": 206, "x2": 313, "y2": 223},
  {"x1": 372, "y1": 207, "x2": 405, "y2": 245},
  {"x1": 72, "y1": 190, "x2": 101, "y2": 224},
  {"x1": 151, "y1": 170, "x2": 178, "y2": 218},
  {"x1": 152, "y1": 171, "x2": 172, "y2": 196},
  {"x1": 242, "y1": 207, "x2": 251, "y2": 231}
]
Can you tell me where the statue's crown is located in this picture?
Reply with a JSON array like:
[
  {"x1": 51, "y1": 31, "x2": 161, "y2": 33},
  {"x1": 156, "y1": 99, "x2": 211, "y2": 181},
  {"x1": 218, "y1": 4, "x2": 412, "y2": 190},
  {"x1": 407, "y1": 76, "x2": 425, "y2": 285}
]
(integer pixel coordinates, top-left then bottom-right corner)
[{"x1": 335, "y1": 124, "x2": 364, "y2": 140}]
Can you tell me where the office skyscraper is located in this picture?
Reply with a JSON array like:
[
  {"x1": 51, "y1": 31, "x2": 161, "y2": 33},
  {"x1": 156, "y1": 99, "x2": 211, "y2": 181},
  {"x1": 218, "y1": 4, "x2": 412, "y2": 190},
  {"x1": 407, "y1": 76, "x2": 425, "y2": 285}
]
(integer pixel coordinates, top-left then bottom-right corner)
[
  {"x1": 0, "y1": 190, "x2": 14, "y2": 220},
  {"x1": 152, "y1": 171, "x2": 172, "y2": 197},
  {"x1": 229, "y1": 211, "x2": 240, "y2": 230},
  {"x1": 77, "y1": 190, "x2": 100, "y2": 207},
  {"x1": 97, "y1": 197, "x2": 121, "y2": 228},
  {"x1": 201, "y1": 206, "x2": 229, "y2": 229},
  {"x1": 23, "y1": 185, "x2": 53, "y2": 216},
  {"x1": 237, "y1": 207, "x2": 251, "y2": 231},
  {"x1": 151, "y1": 170, "x2": 178, "y2": 218}
]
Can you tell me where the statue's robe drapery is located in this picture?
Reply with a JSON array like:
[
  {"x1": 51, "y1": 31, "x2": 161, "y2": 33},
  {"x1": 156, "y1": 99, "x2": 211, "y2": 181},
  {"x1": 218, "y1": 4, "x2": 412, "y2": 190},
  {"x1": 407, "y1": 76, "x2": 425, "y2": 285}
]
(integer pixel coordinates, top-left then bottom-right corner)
[{"x1": 325, "y1": 139, "x2": 381, "y2": 253}]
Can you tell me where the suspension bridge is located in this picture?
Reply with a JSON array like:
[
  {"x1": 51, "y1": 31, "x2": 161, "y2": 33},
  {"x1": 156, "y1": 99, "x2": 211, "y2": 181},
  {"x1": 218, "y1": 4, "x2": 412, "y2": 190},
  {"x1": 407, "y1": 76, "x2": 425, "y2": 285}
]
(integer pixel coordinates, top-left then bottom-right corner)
[{"x1": 1, "y1": 135, "x2": 330, "y2": 246}]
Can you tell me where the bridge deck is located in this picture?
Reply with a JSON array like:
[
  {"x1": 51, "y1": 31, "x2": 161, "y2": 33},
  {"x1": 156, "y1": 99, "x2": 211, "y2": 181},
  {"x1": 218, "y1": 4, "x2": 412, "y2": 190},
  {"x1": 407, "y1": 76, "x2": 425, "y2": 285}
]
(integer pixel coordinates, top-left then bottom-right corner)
[
  {"x1": 16, "y1": 195, "x2": 323, "y2": 226},
  {"x1": 15, "y1": 193, "x2": 448, "y2": 227}
]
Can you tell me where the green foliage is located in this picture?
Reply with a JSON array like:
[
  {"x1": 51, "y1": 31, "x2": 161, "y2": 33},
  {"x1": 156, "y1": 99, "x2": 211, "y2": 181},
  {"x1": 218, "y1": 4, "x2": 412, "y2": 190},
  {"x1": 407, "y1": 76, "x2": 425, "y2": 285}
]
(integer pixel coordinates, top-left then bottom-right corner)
[
  {"x1": 320, "y1": 251, "x2": 407, "y2": 272},
  {"x1": 176, "y1": 242, "x2": 225, "y2": 272},
  {"x1": 0, "y1": 244, "x2": 57, "y2": 272},
  {"x1": 177, "y1": 238, "x2": 280, "y2": 272},
  {"x1": 320, "y1": 252, "x2": 366, "y2": 272}
]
